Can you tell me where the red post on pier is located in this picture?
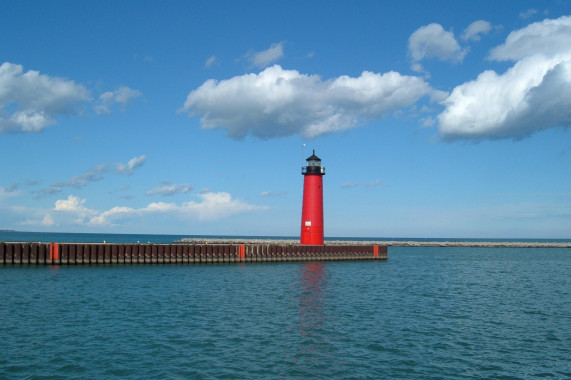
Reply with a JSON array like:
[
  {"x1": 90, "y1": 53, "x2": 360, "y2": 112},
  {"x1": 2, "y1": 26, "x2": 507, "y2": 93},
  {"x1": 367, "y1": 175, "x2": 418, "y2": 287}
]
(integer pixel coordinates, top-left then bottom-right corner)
[
  {"x1": 50, "y1": 243, "x2": 60, "y2": 262},
  {"x1": 300, "y1": 150, "x2": 325, "y2": 245}
]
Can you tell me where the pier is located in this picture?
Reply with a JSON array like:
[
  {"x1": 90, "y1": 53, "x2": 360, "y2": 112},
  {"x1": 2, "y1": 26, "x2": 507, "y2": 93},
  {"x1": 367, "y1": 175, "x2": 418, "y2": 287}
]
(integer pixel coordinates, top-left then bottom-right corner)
[
  {"x1": 0, "y1": 242, "x2": 388, "y2": 265},
  {"x1": 3, "y1": 239, "x2": 567, "y2": 266}
]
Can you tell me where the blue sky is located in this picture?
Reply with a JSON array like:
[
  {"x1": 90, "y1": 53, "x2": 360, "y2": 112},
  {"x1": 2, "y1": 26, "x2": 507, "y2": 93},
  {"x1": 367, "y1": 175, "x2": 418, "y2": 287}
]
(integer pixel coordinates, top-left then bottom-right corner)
[{"x1": 1, "y1": 0, "x2": 570, "y2": 238}]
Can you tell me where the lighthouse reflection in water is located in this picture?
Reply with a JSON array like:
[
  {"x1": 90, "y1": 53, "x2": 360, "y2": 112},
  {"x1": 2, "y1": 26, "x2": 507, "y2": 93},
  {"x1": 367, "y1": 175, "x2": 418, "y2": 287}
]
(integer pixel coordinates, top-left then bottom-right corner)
[
  {"x1": 298, "y1": 263, "x2": 325, "y2": 337},
  {"x1": 296, "y1": 262, "x2": 338, "y2": 374}
]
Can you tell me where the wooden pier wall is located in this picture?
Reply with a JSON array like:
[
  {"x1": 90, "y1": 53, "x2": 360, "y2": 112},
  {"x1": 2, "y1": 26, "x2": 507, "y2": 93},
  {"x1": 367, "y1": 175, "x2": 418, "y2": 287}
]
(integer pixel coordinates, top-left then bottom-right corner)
[{"x1": 0, "y1": 243, "x2": 388, "y2": 265}]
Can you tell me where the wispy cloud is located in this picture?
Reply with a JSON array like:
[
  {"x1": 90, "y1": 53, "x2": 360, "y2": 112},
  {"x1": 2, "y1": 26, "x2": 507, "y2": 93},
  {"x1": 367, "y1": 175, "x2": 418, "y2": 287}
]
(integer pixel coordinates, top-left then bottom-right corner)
[
  {"x1": 21, "y1": 214, "x2": 55, "y2": 227},
  {"x1": 146, "y1": 182, "x2": 193, "y2": 196},
  {"x1": 205, "y1": 56, "x2": 217, "y2": 68},
  {"x1": 95, "y1": 86, "x2": 142, "y2": 114},
  {"x1": 461, "y1": 20, "x2": 492, "y2": 42},
  {"x1": 52, "y1": 164, "x2": 108, "y2": 189},
  {"x1": 36, "y1": 164, "x2": 106, "y2": 197},
  {"x1": 365, "y1": 179, "x2": 382, "y2": 187},
  {"x1": 247, "y1": 42, "x2": 285, "y2": 68},
  {"x1": 116, "y1": 155, "x2": 146, "y2": 175},
  {"x1": 341, "y1": 180, "x2": 382, "y2": 189},
  {"x1": 5, "y1": 183, "x2": 19, "y2": 193},
  {"x1": 0, "y1": 186, "x2": 21, "y2": 201},
  {"x1": 340, "y1": 182, "x2": 359, "y2": 189},
  {"x1": 36, "y1": 156, "x2": 146, "y2": 196},
  {"x1": 519, "y1": 9, "x2": 538, "y2": 20},
  {"x1": 35, "y1": 186, "x2": 63, "y2": 198},
  {"x1": 259, "y1": 190, "x2": 287, "y2": 197}
]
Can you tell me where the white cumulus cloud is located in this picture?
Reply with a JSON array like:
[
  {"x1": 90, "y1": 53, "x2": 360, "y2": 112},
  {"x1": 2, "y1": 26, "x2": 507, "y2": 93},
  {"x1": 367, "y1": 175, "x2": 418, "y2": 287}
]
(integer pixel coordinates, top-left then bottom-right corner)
[
  {"x1": 54, "y1": 195, "x2": 89, "y2": 212},
  {"x1": 489, "y1": 16, "x2": 571, "y2": 61},
  {"x1": 179, "y1": 191, "x2": 266, "y2": 221},
  {"x1": 408, "y1": 23, "x2": 467, "y2": 63},
  {"x1": 0, "y1": 62, "x2": 91, "y2": 133},
  {"x1": 20, "y1": 191, "x2": 265, "y2": 228},
  {"x1": 87, "y1": 206, "x2": 136, "y2": 226},
  {"x1": 438, "y1": 16, "x2": 571, "y2": 141},
  {"x1": 54, "y1": 195, "x2": 98, "y2": 224},
  {"x1": 88, "y1": 191, "x2": 266, "y2": 226},
  {"x1": 181, "y1": 65, "x2": 432, "y2": 139}
]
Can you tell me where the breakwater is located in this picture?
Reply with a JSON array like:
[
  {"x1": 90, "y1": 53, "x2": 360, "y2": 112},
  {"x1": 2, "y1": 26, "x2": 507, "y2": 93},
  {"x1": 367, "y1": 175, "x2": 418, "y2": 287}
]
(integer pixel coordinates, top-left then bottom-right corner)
[
  {"x1": 0, "y1": 242, "x2": 387, "y2": 265},
  {"x1": 370, "y1": 241, "x2": 571, "y2": 248},
  {"x1": 178, "y1": 238, "x2": 571, "y2": 248}
]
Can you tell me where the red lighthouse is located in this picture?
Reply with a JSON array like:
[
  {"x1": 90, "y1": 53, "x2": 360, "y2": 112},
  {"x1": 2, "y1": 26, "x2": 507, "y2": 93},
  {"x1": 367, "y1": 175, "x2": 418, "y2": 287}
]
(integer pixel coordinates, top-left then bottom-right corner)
[{"x1": 300, "y1": 150, "x2": 325, "y2": 245}]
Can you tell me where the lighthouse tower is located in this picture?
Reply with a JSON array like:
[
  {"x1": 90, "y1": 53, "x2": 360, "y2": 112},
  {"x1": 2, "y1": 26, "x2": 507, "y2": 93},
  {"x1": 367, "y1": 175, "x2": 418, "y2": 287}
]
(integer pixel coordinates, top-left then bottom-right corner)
[{"x1": 300, "y1": 150, "x2": 325, "y2": 245}]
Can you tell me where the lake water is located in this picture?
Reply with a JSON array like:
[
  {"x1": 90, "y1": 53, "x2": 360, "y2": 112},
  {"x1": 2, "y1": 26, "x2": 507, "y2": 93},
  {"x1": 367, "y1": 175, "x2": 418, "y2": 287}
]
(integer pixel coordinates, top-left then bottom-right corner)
[{"x1": 1, "y1": 233, "x2": 570, "y2": 378}]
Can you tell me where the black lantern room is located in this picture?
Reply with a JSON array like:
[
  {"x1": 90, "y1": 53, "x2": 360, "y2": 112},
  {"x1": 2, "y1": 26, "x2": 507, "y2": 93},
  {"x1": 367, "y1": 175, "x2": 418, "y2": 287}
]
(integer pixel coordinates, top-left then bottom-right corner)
[{"x1": 302, "y1": 150, "x2": 326, "y2": 175}]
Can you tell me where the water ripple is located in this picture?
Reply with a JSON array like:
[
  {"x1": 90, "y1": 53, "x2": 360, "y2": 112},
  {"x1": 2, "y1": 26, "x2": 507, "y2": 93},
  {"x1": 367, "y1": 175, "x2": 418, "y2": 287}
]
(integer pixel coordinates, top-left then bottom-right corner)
[{"x1": 1, "y1": 248, "x2": 570, "y2": 378}]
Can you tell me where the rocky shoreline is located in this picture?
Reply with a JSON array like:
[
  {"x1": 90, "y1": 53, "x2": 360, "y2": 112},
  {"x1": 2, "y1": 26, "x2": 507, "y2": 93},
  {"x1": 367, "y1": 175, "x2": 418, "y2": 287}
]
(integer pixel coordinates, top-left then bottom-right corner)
[{"x1": 176, "y1": 238, "x2": 571, "y2": 248}]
